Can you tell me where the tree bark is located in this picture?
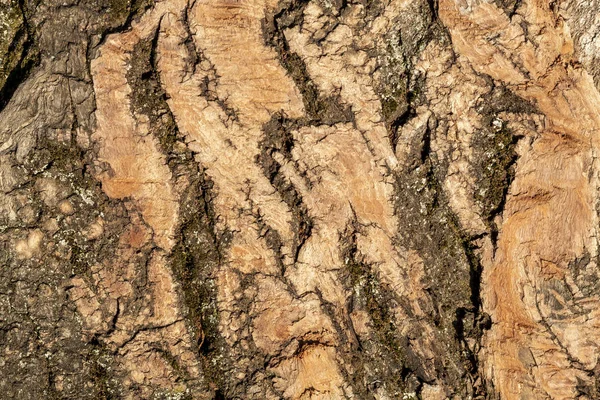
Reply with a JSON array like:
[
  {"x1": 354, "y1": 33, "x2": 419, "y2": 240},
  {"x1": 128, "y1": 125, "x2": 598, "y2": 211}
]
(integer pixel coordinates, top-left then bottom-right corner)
[{"x1": 1, "y1": 0, "x2": 600, "y2": 399}]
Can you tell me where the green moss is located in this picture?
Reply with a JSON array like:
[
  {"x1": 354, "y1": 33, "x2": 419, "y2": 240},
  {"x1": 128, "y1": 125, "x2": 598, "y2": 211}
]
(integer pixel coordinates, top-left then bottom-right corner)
[
  {"x1": 105, "y1": 0, "x2": 131, "y2": 21},
  {"x1": 378, "y1": 38, "x2": 409, "y2": 126},
  {"x1": 0, "y1": 0, "x2": 30, "y2": 103},
  {"x1": 350, "y1": 263, "x2": 405, "y2": 359},
  {"x1": 126, "y1": 35, "x2": 192, "y2": 166},
  {"x1": 393, "y1": 124, "x2": 477, "y2": 390},
  {"x1": 471, "y1": 86, "x2": 537, "y2": 228},
  {"x1": 0, "y1": 1, "x2": 23, "y2": 82},
  {"x1": 105, "y1": 0, "x2": 152, "y2": 23},
  {"x1": 94, "y1": 0, "x2": 153, "y2": 29},
  {"x1": 151, "y1": 388, "x2": 191, "y2": 400},
  {"x1": 473, "y1": 125, "x2": 516, "y2": 222},
  {"x1": 341, "y1": 232, "x2": 410, "y2": 396},
  {"x1": 381, "y1": 87, "x2": 408, "y2": 125},
  {"x1": 86, "y1": 339, "x2": 121, "y2": 400},
  {"x1": 493, "y1": 0, "x2": 521, "y2": 16},
  {"x1": 169, "y1": 177, "x2": 232, "y2": 395}
]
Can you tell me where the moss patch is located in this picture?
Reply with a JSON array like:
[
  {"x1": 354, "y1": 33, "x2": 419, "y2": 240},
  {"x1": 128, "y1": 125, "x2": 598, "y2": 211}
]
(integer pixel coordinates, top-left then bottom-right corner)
[
  {"x1": 170, "y1": 177, "x2": 232, "y2": 396},
  {"x1": 341, "y1": 226, "x2": 411, "y2": 397},
  {"x1": 126, "y1": 33, "x2": 183, "y2": 158},
  {"x1": 0, "y1": 0, "x2": 38, "y2": 109},
  {"x1": 375, "y1": 0, "x2": 449, "y2": 147},
  {"x1": 86, "y1": 338, "x2": 122, "y2": 400},
  {"x1": 471, "y1": 86, "x2": 537, "y2": 241},
  {"x1": 393, "y1": 118, "x2": 484, "y2": 394},
  {"x1": 0, "y1": 0, "x2": 24, "y2": 88},
  {"x1": 259, "y1": 113, "x2": 313, "y2": 264},
  {"x1": 493, "y1": 0, "x2": 521, "y2": 16},
  {"x1": 102, "y1": 0, "x2": 154, "y2": 26}
]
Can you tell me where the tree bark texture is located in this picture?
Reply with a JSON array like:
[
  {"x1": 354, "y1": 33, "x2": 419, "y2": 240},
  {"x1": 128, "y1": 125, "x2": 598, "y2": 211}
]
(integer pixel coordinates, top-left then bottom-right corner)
[{"x1": 1, "y1": 0, "x2": 600, "y2": 399}]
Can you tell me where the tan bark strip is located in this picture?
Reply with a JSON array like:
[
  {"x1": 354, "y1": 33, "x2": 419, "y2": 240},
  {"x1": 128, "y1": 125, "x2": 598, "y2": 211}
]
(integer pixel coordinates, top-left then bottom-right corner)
[
  {"x1": 92, "y1": 3, "x2": 178, "y2": 251},
  {"x1": 157, "y1": 7, "x2": 349, "y2": 397},
  {"x1": 73, "y1": 2, "x2": 204, "y2": 395},
  {"x1": 189, "y1": 0, "x2": 305, "y2": 126},
  {"x1": 280, "y1": 1, "x2": 457, "y2": 389},
  {"x1": 440, "y1": 0, "x2": 600, "y2": 398}
]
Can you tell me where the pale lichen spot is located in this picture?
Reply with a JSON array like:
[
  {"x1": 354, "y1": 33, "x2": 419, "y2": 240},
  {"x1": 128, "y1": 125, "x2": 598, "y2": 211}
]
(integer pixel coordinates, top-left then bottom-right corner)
[{"x1": 15, "y1": 229, "x2": 44, "y2": 259}]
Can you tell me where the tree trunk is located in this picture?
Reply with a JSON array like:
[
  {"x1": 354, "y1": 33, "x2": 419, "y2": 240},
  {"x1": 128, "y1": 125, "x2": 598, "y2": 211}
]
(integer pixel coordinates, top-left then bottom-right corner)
[{"x1": 1, "y1": 0, "x2": 600, "y2": 398}]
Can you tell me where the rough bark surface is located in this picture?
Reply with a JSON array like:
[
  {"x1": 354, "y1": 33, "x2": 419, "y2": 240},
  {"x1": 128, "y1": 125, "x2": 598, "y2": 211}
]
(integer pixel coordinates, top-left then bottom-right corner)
[{"x1": 1, "y1": 0, "x2": 600, "y2": 399}]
